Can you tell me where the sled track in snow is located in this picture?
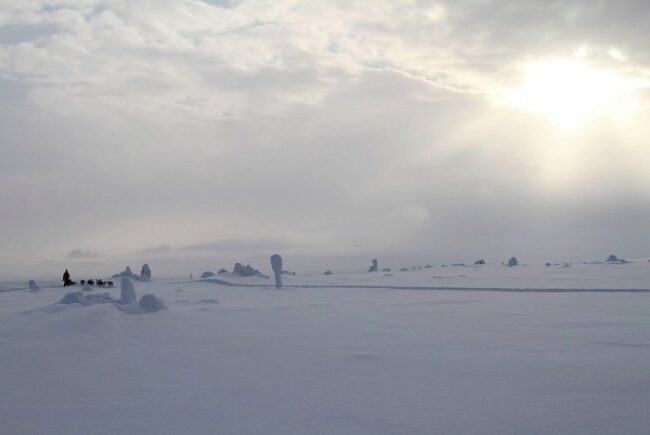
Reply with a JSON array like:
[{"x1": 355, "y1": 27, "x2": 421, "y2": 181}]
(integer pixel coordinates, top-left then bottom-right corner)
[{"x1": 199, "y1": 279, "x2": 650, "y2": 293}]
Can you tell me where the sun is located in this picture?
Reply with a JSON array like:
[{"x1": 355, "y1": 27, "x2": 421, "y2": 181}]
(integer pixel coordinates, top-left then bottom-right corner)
[{"x1": 500, "y1": 58, "x2": 642, "y2": 129}]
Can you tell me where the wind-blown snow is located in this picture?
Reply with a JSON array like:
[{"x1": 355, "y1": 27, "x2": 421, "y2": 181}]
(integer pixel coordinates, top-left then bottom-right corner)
[{"x1": 1, "y1": 263, "x2": 649, "y2": 434}]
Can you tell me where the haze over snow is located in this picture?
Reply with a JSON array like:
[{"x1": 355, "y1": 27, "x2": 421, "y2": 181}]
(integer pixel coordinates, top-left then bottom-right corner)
[{"x1": 1, "y1": 0, "x2": 650, "y2": 278}]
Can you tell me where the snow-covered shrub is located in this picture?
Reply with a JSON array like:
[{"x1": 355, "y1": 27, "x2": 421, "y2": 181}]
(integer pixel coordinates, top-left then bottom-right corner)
[{"x1": 28, "y1": 280, "x2": 40, "y2": 292}]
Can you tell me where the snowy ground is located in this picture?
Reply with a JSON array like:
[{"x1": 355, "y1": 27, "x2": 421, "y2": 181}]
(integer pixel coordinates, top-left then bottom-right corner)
[{"x1": 1, "y1": 263, "x2": 650, "y2": 434}]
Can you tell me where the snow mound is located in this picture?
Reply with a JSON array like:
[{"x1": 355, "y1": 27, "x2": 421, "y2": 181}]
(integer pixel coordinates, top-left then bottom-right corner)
[
  {"x1": 59, "y1": 291, "x2": 88, "y2": 305},
  {"x1": 138, "y1": 294, "x2": 167, "y2": 312},
  {"x1": 58, "y1": 291, "x2": 117, "y2": 306},
  {"x1": 86, "y1": 293, "x2": 115, "y2": 304},
  {"x1": 45, "y1": 278, "x2": 166, "y2": 315}
]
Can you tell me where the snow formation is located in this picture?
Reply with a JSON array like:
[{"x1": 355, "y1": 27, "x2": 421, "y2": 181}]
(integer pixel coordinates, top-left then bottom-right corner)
[
  {"x1": 3, "y1": 262, "x2": 650, "y2": 435},
  {"x1": 140, "y1": 264, "x2": 152, "y2": 281},
  {"x1": 112, "y1": 266, "x2": 135, "y2": 279},
  {"x1": 120, "y1": 277, "x2": 137, "y2": 304},
  {"x1": 270, "y1": 254, "x2": 283, "y2": 289}
]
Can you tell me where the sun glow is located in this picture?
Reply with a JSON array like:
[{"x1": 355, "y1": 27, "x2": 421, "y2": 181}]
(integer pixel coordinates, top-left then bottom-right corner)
[{"x1": 501, "y1": 58, "x2": 644, "y2": 129}]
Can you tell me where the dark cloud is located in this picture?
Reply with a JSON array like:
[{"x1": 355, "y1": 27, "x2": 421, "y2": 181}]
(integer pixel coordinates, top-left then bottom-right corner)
[
  {"x1": 184, "y1": 238, "x2": 292, "y2": 252},
  {"x1": 66, "y1": 249, "x2": 101, "y2": 259},
  {"x1": 0, "y1": 24, "x2": 57, "y2": 44},
  {"x1": 140, "y1": 245, "x2": 173, "y2": 254}
]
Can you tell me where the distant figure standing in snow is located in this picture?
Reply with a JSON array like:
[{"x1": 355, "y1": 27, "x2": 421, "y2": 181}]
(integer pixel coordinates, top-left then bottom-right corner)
[
  {"x1": 62, "y1": 269, "x2": 73, "y2": 287},
  {"x1": 270, "y1": 254, "x2": 283, "y2": 289}
]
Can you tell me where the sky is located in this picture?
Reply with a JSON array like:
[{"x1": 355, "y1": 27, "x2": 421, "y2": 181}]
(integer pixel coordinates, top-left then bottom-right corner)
[{"x1": 1, "y1": 0, "x2": 649, "y2": 280}]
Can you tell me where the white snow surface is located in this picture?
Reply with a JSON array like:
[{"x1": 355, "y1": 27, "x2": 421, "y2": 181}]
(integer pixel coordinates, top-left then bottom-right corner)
[{"x1": 1, "y1": 263, "x2": 650, "y2": 435}]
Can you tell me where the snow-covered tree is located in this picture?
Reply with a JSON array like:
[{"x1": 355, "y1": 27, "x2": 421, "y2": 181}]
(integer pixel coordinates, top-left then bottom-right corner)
[
  {"x1": 270, "y1": 254, "x2": 283, "y2": 289},
  {"x1": 140, "y1": 264, "x2": 152, "y2": 281},
  {"x1": 112, "y1": 266, "x2": 135, "y2": 279}
]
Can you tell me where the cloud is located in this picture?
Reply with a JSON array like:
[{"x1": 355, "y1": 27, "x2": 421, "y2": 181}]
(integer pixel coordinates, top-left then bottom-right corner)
[
  {"x1": 66, "y1": 249, "x2": 101, "y2": 259},
  {"x1": 2, "y1": 1, "x2": 649, "y2": 119},
  {"x1": 140, "y1": 245, "x2": 173, "y2": 254},
  {"x1": 184, "y1": 238, "x2": 292, "y2": 252},
  {"x1": 1, "y1": 1, "x2": 649, "y2": 279}
]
